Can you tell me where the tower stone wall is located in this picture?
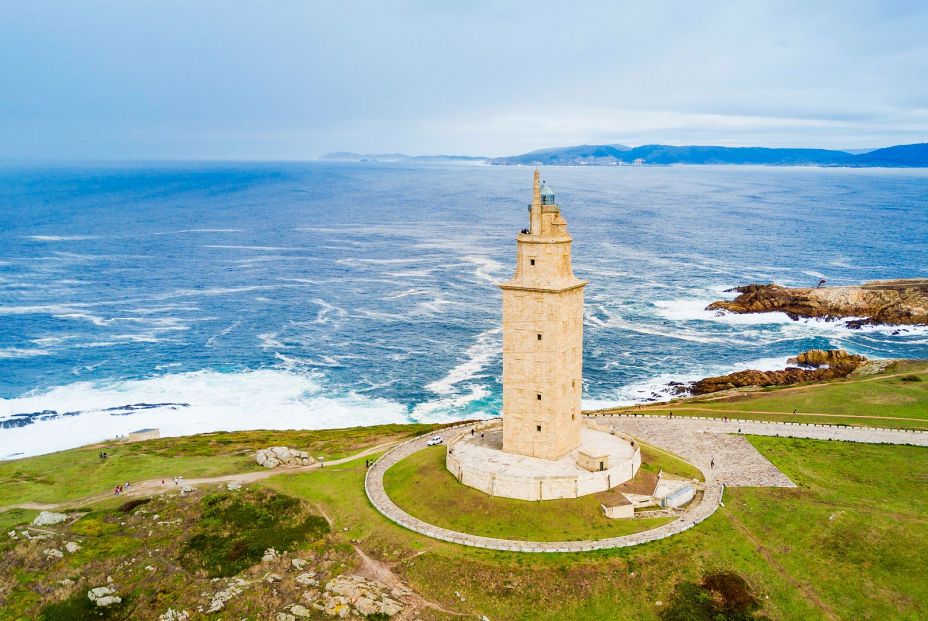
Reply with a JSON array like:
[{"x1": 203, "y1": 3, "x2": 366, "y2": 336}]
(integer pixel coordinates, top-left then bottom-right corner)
[{"x1": 499, "y1": 170, "x2": 587, "y2": 460}]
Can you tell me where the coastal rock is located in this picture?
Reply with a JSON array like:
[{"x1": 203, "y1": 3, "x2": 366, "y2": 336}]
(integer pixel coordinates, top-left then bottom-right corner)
[
  {"x1": 43, "y1": 548, "x2": 64, "y2": 559},
  {"x1": 207, "y1": 578, "x2": 246, "y2": 613},
  {"x1": 787, "y1": 349, "x2": 866, "y2": 368},
  {"x1": 320, "y1": 574, "x2": 406, "y2": 617},
  {"x1": 88, "y1": 586, "x2": 122, "y2": 607},
  {"x1": 32, "y1": 511, "x2": 69, "y2": 526},
  {"x1": 296, "y1": 572, "x2": 319, "y2": 586},
  {"x1": 255, "y1": 447, "x2": 316, "y2": 469},
  {"x1": 158, "y1": 608, "x2": 190, "y2": 621},
  {"x1": 689, "y1": 349, "x2": 867, "y2": 395},
  {"x1": 65, "y1": 541, "x2": 82, "y2": 553},
  {"x1": 289, "y1": 604, "x2": 311, "y2": 618},
  {"x1": 706, "y1": 280, "x2": 928, "y2": 326}
]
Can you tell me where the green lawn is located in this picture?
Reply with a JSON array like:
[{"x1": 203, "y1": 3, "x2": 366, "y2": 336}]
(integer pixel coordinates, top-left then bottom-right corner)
[
  {"x1": 267, "y1": 433, "x2": 928, "y2": 620},
  {"x1": 382, "y1": 445, "x2": 674, "y2": 541},
  {"x1": 4, "y1": 420, "x2": 928, "y2": 619},
  {"x1": 597, "y1": 360, "x2": 928, "y2": 429},
  {"x1": 0, "y1": 424, "x2": 441, "y2": 507}
]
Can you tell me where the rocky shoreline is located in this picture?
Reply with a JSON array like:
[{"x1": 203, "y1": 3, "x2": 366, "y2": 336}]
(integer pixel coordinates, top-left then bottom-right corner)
[
  {"x1": 706, "y1": 279, "x2": 928, "y2": 328},
  {"x1": 685, "y1": 349, "x2": 868, "y2": 395}
]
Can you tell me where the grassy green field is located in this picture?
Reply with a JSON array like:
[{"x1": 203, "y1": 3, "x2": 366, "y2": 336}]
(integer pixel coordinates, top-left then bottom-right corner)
[
  {"x1": 596, "y1": 360, "x2": 928, "y2": 429},
  {"x1": 0, "y1": 424, "x2": 439, "y2": 507},
  {"x1": 265, "y1": 435, "x2": 928, "y2": 620},
  {"x1": 2, "y1": 427, "x2": 927, "y2": 620},
  {"x1": 382, "y1": 445, "x2": 677, "y2": 541}
]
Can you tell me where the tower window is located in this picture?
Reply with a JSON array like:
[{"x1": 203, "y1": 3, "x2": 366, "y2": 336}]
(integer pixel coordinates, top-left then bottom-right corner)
[
  {"x1": 537, "y1": 333, "x2": 542, "y2": 341},
  {"x1": 572, "y1": 380, "x2": 576, "y2": 388},
  {"x1": 529, "y1": 259, "x2": 535, "y2": 266},
  {"x1": 536, "y1": 425, "x2": 542, "y2": 432},
  {"x1": 536, "y1": 393, "x2": 542, "y2": 401}
]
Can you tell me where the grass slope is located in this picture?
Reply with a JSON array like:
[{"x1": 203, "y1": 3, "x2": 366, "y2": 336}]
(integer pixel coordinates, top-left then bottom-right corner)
[
  {"x1": 382, "y1": 445, "x2": 676, "y2": 542},
  {"x1": 3, "y1": 417, "x2": 927, "y2": 619},
  {"x1": 0, "y1": 424, "x2": 440, "y2": 507},
  {"x1": 598, "y1": 361, "x2": 928, "y2": 429}
]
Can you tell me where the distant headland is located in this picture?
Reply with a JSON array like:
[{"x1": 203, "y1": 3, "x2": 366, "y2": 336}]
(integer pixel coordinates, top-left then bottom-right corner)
[{"x1": 322, "y1": 142, "x2": 928, "y2": 167}]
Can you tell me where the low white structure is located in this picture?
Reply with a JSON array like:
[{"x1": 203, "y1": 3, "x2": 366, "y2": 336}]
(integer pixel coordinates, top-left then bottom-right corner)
[
  {"x1": 447, "y1": 420, "x2": 640, "y2": 501},
  {"x1": 126, "y1": 428, "x2": 160, "y2": 442},
  {"x1": 601, "y1": 502, "x2": 634, "y2": 519},
  {"x1": 654, "y1": 473, "x2": 696, "y2": 508}
]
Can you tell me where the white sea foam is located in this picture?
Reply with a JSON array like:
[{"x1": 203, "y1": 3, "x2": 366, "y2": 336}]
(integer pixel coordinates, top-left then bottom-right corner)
[
  {"x1": 0, "y1": 369, "x2": 410, "y2": 459},
  {"x1": 311, "y1": 299, "x2": 348, "y2": 325},
  {"x1": 411, "y1": 385, "x2": 493, "y2": 423},
  {"x1": 462, "y1": 255, "x2": 505, "y2": 285},
  {"x1": 425, "y1": 328, "x2": 500, "y2": 395},
  {"x1": 206, "y1": 321, "x2": 242, "y2": 348},
  {"x1": 652, "y1": 299, "x2": 795, "y2": 325},
  {"x1": 204, "y1": 245, "x2": 305, "y2": 251},
  {"x1": 588, "y1": 305, "x2": 741, "y2": 344},
  {"x1": 25, "y1": 235, "x2": 100, "y2": 241},
  {"x1": 0, "y1": 347, "x2": 51, "y2": 359},
  {"x1": 382, "y1": 288, "x2": 431, "y2": 300}
]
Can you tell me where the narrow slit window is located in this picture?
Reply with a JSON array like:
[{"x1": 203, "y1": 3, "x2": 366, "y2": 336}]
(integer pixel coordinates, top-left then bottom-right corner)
[
  {"x1": 529, "y1": 259, "x2": 535, "y2": 266},
  {"x1": 536, "y1": 425, "x2": 542, "y2": 432},
  {"x1": 536, "y1": 393, "x2": 542, "y2": 401},
  {"x1": 537, "y1": 333, "x2": 542, "y2": 341}
]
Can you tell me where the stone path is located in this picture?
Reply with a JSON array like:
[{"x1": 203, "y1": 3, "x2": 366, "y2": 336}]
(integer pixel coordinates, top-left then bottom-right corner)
[
  {"x1": 590, "y1": 414, "x2": 928, "y2": 448},
  {"x1": 0, "y1": 443, "x2": 394, "y2": 515},
  {"x1": 365, "y1": 422, "x2": 723, "y2": 553},
  {"x1": 366, "y1": 416, "x2": 928, "y2": 552}
]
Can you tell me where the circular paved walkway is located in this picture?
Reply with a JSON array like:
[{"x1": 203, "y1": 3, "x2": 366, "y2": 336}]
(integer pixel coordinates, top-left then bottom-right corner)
[
  {"x1": 365, "y1": 416, "x2": 928, "y2": 552},
  {"x1": 364, "y1": 422, "x2": 721, "y2": 553}
]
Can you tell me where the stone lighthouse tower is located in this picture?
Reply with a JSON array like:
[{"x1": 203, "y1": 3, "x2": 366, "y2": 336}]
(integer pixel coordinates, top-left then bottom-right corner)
[{"x1": 499, "y1": 169, "x2": 587, "y2": 460}]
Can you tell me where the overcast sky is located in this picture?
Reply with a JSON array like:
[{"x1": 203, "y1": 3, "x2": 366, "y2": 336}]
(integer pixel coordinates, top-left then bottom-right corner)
[{"x1": 2, "y1": 1, "x2": 927, "y2": 160}]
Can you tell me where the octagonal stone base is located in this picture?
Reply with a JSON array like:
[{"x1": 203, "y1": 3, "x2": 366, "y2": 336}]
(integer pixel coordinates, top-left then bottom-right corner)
[{"x1": 446, "y1": 421, "x2": 641, "y2": 501}]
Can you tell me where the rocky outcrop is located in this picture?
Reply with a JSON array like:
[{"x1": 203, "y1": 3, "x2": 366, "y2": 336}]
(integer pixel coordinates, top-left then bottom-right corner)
[
  {"x1": 287, "y1": 574, "x2": 408, "y2": 618},
  {"x1": 88, "y1": 586, "x2": 122, "y2": 607},
  {"x1": 706, "y1": 279, "x2": 928, "y2": 327},
  {"x1": 690, "y1": 349, "x2": 867, "y2": 395},
  {"x1": 255, "y1": 447, "x2": 316, "y2": 469},
  {"x1": 32, "y1": 511, "x2": 69, "y2": 526}
]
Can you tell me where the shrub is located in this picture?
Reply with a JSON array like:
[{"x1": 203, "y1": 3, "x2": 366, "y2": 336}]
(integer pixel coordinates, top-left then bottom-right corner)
[
  {"x1": 900, "y1": 375, "x2": 922, "y2": 382},
  {"x1": 181, "y1": 488, "x2": 329, "y2": 577},
  {"x1": 660, "y1": 571, "x2": 768, "y2": 621},
  {"x1": 117, "y1": 498, "x2": 150, "y2": 513}
]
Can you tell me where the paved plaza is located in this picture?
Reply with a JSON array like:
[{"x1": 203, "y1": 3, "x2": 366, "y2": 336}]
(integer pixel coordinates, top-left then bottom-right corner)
[
  {"x1": 365, "y1": 416, "x2": 927, "y2": 552},
  {"x1": 453, "y1": 425, "x2": 636, "y2": 478}
]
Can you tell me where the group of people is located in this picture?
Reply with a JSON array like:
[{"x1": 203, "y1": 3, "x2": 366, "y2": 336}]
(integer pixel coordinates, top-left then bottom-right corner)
[
  {"x1": 113, "y1": 481, "x2": 131, "y2": 495},
  {"x1": 98, "y1": 451, "x2": 109, "y2": 460}
]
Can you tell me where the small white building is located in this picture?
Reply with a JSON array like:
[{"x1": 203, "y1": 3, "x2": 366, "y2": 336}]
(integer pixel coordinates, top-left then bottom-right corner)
[{"x1": 126, "y1": 428, "x2": 160, "y2": 443}]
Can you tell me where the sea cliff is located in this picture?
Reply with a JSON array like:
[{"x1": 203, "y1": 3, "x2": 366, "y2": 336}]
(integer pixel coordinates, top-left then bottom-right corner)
[{"x1": 707, "y1": 279, "x2": 928, "y2": 327}]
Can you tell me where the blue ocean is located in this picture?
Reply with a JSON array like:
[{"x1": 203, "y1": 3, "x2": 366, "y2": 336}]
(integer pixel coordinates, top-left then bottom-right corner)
[{"x1": 2, "y1": 162, "x2": 927, "y2": 458}]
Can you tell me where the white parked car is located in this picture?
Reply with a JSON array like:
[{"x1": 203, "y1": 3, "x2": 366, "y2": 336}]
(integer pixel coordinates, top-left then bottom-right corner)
[{"x1": 426, "y1": 435, "x2": 444, "y2": 446}]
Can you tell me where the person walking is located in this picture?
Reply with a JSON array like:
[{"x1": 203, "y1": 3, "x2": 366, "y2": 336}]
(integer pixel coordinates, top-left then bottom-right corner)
[{"x1": 710, "y1": 458, "x2": 715, "y2": 470}]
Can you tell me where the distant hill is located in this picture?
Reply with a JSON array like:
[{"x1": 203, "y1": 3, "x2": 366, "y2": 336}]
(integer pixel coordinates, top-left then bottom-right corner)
[
  {"x1": 320, "y1": 152, "x2": 486, "y2": 163},
  {"x1": 850, "y1": 143, "x2": 928, "y2": 167},
  {"x1": 492, "y1": 144, "x2": 631, "y2": 165},
  {"x1": 489, "y1": 142, "x2": 928, "y2": 167}
]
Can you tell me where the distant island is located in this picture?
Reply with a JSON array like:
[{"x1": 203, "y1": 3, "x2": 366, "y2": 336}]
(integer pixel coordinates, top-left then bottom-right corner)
[
  {"x1": 319, "y1": 152, "x2": 486, "y2": 163},
  {"x1": 488, "y1": 142, "x2": 928, "y2": 167},
  {"x1": 322, "y1": 142, "x2": 928, "y2": 167}
]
